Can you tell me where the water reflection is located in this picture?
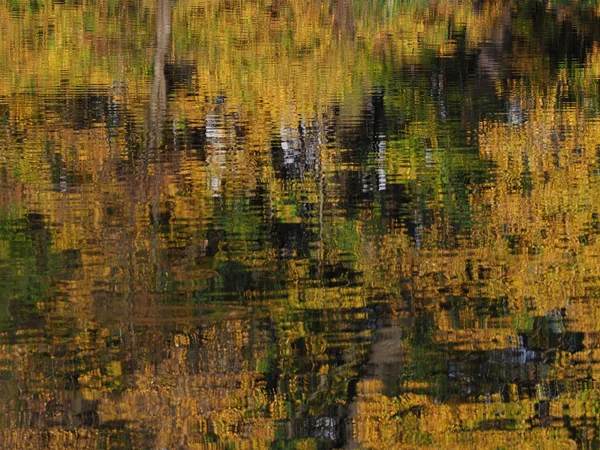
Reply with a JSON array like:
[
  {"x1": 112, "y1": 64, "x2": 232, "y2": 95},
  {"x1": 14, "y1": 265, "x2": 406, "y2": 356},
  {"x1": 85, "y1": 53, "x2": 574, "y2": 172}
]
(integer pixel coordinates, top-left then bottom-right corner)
[
  {"x1": 147, "y1": 0, "x2": 172, "y2": 152},
  {"x1": 2, "y1": 0, "x2": 600, "y2": 448}
]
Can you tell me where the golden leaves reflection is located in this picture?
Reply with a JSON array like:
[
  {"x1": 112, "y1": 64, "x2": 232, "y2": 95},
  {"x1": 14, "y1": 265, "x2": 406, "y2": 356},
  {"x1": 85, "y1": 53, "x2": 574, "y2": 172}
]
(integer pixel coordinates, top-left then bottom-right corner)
[{"x1": 1, "y1": 0, "x2": 600, "y2": 448}]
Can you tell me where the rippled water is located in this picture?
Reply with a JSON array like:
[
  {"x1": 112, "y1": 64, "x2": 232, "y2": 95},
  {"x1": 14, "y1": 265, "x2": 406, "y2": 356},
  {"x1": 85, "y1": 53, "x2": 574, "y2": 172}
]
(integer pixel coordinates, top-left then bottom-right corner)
[{"x1": 2, "y1": 0, "x2": 600, "y2": 448}]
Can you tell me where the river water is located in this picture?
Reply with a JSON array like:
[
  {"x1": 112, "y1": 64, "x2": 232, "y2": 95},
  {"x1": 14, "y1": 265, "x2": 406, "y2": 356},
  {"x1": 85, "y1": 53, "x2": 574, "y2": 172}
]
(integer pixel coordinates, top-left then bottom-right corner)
[{"x1": 0, "y1": 0, "x2": 599, "y2": 448}]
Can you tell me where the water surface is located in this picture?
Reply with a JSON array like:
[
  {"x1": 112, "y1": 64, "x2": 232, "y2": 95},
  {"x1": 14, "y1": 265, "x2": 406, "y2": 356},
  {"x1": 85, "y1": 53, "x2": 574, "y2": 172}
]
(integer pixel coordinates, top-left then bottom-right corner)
[{"x1": 1, "y1": 0, "x2": 600, "y2": 448}]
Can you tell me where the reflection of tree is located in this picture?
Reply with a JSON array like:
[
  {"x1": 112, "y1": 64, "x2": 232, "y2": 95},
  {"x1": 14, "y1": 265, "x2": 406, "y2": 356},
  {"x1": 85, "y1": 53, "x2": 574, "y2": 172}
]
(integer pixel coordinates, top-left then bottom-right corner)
[
  {"x1": 6, "y1": 0, "x2": 600, "y2": 448},
  {"x1": 476, "y1": 3, "x2": 512, "y2": 85},
  {"x1": 148, "y1": 0, "x2": 172, "y2": 152}
]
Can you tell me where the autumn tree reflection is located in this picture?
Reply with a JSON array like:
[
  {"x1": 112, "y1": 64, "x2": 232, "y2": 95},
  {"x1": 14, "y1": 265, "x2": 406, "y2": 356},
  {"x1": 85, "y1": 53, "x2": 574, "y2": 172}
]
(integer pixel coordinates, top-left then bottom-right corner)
[{"x1": 1, "y1": 0, "x2": 600, "y2": 448}]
